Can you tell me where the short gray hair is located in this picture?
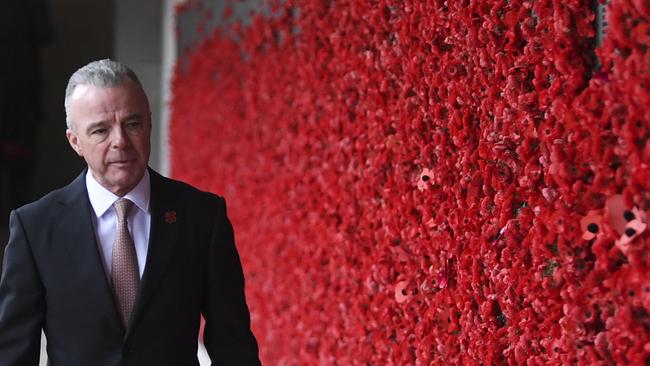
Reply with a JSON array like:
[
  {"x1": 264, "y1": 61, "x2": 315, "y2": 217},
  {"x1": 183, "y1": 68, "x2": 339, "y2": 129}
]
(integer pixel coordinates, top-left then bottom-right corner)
[{"x1": 64, "y1": 59, "x2": 144, "y2": 131}]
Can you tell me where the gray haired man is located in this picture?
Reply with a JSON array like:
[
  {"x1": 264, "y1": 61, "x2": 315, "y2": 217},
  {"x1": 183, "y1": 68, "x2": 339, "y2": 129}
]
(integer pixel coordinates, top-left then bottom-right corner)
[{"x1": 0, "y1": 59, "x2": 261, "y2": 365}]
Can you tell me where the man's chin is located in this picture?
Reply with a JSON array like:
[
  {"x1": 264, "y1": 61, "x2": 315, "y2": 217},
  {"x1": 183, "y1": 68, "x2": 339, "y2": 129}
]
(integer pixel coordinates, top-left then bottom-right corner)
[{"x1": 102, "y1": 169, "x2": 145, "y2": 195}]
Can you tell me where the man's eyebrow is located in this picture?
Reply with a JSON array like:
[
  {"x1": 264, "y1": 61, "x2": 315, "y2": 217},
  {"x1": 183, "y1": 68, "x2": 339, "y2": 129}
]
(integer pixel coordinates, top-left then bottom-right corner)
[{"x1": 121, "y1": 113, "x2": 144, "y2": 122}]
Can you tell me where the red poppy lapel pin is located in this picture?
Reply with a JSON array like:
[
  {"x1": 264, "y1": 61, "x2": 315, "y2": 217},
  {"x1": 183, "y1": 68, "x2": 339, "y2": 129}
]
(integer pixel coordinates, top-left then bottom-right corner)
[{"x1": 165, "y1": 210, "x2": 177, "y2": 224}]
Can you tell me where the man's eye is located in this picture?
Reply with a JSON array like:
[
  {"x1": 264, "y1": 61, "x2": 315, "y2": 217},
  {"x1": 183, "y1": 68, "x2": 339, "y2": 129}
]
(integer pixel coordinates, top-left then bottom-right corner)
[
  {"x1": 91, "y1": 129, "x2": 107, "y2": 135},
  {"x1": 126, "y1": 121, "x2": 141, "y2": 129}
]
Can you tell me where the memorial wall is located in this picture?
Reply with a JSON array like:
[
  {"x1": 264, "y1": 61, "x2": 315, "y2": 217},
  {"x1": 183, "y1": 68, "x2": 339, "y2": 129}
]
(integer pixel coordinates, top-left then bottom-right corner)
[{"x1": 172, "y1": 1, "x2": 650, "y2": 363}]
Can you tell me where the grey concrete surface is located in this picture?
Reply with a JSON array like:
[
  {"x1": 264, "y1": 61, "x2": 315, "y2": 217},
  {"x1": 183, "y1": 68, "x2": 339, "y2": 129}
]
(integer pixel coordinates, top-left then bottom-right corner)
[{"x1": 38, "y1": 334, "x2": 211, "y2": 365}]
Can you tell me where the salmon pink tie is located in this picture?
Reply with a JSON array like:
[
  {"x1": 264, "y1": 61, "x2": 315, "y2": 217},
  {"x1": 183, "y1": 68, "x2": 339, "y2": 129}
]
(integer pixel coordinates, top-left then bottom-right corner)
[{"x1": 112, "y1": 198, "x2": 139, "y2": 328}]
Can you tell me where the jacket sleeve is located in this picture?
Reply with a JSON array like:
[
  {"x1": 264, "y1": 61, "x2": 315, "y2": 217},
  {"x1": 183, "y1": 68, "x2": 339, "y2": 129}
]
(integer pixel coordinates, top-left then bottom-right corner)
[
  {"x1": 0, "y1": 210, "x2": 45, "y2": 366},
  {"x1": 202, "y1": 197, "x2": 261, "y2": 365}
]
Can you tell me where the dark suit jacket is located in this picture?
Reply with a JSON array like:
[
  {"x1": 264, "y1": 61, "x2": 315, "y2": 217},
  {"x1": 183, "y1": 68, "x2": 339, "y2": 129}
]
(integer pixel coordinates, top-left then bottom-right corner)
[{"x1": 0, "y1": 169, "x2": 261, "y2": 365}]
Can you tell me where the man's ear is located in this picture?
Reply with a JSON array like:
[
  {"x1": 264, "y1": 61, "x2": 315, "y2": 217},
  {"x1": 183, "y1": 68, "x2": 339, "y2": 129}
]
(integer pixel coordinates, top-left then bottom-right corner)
[{"x1": 66, "y1": 129, "x2": 83, "y2": 157}]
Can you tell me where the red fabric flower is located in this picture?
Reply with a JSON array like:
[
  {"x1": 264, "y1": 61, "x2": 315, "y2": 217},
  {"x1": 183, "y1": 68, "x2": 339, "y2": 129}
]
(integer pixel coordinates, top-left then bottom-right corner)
[
  {"x1": 417, "y1": 168, "x2": 434, "y2": 192},
  {"x1": 580, "y1": 210, "x2": 602, "y2": 240},
  {"x1": 394, "y1": 281, "x2": 410, "y2": 303},
  {"x1": 615, "y1": 207, "x2": 648, "y2": 252},
  {"x1": 164, "y1": 211, "x2": 177, "y2": 224}
]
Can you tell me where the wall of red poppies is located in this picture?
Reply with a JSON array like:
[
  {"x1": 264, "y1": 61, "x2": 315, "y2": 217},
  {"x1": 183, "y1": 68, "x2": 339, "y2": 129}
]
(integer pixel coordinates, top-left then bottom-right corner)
[{"x1": 170, "y1": 0, "x2": 650, "y2": 364}]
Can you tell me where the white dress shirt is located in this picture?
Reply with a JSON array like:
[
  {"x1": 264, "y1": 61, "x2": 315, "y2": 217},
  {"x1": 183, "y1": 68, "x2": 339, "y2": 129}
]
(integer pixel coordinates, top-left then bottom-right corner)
[{"x1": 86, "y1": 170, "x2": 151, "y2": 279}]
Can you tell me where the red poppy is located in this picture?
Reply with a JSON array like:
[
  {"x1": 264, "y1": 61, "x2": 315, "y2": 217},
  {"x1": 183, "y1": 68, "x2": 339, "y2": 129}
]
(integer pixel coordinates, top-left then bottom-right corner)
[
  {"x1": 417, "y1": 168, "x2": 434, "y2": 191},
  {"x1": 165, "y1": 211, "x2": 177, "y2": 224},
  {"x1": 615, "y1": 207, "x2": 648, "y2": 251},
  {"x1": 394, "y1": 281, "x2": 409, "y2": 303},
  {"x1": 580, "y1": 210, "x2": 603, "y2": 241}
]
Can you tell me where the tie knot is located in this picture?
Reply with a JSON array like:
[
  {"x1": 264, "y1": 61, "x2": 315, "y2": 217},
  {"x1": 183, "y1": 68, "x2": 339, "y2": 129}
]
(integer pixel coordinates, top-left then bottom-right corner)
[{"x1": 114, "y1": 198, "x2": 134, "y2": 220}]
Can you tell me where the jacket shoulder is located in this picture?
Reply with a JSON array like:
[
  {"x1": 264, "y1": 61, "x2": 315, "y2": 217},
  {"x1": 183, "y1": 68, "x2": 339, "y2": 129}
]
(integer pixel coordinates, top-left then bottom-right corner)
[
  {"x1": 153, "y1": 174, "x2": 225, "y2": 209},
  {"x1": 14, "y1": 179, "x2": 81, "y2": 222}
]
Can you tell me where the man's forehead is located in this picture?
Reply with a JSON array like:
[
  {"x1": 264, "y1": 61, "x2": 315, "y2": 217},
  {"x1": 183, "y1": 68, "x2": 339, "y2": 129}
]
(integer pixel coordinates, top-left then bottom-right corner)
[
  {"x1": 70, "y1": 81, "x2": 149, "y2": 107},
  {"x1": 69, "y1": 83, "x2": 94, "y2": 101},
  {"x1": 68, "y1": 82, "x2": 151, "y2": 129}
]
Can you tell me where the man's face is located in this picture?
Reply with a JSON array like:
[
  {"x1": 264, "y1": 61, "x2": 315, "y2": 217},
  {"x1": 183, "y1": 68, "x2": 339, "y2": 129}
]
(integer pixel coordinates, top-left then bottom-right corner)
[{"x1": 66, "y1": 79, "x2": 151, "y2": 196}]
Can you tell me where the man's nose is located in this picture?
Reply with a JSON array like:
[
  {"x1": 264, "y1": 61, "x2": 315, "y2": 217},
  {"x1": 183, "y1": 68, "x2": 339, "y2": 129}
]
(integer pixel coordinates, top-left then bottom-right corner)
[{"x1": 110, "y1": 126, "x2": 130, "y2": 148}]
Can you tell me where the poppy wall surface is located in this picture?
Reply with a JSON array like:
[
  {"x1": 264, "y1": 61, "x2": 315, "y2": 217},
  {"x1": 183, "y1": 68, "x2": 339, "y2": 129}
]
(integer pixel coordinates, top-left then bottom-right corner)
[{"x1": 170, "y1": 0, "x2": 650, "y2": 364}]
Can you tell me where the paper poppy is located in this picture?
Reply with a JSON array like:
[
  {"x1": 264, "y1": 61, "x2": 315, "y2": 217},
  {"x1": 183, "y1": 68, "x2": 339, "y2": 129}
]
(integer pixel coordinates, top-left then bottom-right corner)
[
  {"x1": 417, "y1": 168, "x2": 434, "y2": 191},
  {"x1": 165, "y1": 211, "x2": 177, "y2": 224},
  {"x1": 580, "y1": 210, "x2": 603, "y2": 241},
  {"x1": 615, "y1": 207, "x2": 648, "y2": 251},
  {"x1": 394, "y1": 281, "x2": 410, "y2": 303}
]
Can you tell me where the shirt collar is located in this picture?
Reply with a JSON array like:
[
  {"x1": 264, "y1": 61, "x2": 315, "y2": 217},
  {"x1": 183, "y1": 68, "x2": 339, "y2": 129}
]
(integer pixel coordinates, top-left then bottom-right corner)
[{"x1": 86, "y1": 169, "x2": 151, "y2": 218}]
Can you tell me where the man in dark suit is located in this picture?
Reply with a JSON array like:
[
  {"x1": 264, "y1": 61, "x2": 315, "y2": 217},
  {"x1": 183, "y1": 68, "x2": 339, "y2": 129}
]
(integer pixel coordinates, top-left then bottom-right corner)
[{"x1": 0, "y1": 59, "x2": 261, "y2": 365}]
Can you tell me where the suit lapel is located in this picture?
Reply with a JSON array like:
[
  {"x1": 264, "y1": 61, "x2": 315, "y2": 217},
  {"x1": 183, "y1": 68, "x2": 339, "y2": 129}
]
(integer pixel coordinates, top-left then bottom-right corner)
[
  {"x1": 126, "y1": 169, "x2": 181, "y2": 338},
  {"x1": 59, "y1": 171, "x2": 123, "y2": 333}
]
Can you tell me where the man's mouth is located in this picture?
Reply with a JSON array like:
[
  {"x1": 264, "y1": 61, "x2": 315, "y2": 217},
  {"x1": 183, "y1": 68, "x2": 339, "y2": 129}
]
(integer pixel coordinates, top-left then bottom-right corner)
[{"x1": 110, "y1": 159, "x2": 136, "y2": 165}]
